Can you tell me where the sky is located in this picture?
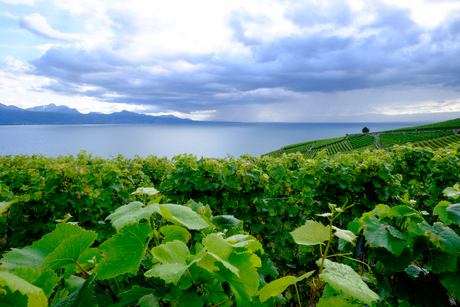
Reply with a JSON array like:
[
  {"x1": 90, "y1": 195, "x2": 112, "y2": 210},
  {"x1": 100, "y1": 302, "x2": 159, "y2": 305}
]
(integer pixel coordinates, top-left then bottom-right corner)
[{"x1": 2, "y1": 0, "x2": 460, "y2": 123}]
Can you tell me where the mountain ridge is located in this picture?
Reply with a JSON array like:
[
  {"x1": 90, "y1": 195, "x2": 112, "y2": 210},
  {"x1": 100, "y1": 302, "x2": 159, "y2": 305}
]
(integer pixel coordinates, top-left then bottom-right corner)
[{"x1": 0, "y1": 103, "x2": 194, "y2": 125}]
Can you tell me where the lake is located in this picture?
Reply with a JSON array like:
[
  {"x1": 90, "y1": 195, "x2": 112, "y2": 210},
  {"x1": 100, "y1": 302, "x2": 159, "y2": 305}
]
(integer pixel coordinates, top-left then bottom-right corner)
[{"x1": 0, "y1": 122, "x2": 426, "y2": 159}]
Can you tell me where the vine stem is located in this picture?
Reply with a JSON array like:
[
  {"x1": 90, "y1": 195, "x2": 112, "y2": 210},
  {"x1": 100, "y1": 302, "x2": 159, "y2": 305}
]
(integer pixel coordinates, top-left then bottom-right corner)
[
  {"x1": 76, "y1": 261, "x2": 91, "y2": 278},
  {"x1": 209, "y1": 296, "x2": 233, "y2": 307},
  {"x1": 294, "y1": 283, "x2": 302, "y2": 307},
  {"x1": 308, "y1": 214, "x2": 335, "y2": 307}
]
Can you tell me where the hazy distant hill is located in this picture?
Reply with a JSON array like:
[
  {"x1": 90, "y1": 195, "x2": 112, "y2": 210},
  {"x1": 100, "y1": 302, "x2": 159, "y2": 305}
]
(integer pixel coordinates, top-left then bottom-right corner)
[
  {"x1": 0, "y1": 103, "x2": 194, "y2": 125},
  {"x1": 26, "y1": 103, "x2": 81, "y2": 114}
]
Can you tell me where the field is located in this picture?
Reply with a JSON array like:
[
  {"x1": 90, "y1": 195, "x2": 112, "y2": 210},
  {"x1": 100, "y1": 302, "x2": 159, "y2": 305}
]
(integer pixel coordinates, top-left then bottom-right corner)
[{"x1": 266, "y1": 117, "x2": 460, "y2": 158}]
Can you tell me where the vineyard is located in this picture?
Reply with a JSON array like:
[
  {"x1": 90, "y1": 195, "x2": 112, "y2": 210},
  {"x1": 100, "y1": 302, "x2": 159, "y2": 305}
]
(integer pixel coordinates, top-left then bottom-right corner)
[
  {"x1": 266, "y1": 117, "x2": 460, "y2": 158},
  {"x1": 2, "y1": 144, "x2": 460, "y2": 306}
]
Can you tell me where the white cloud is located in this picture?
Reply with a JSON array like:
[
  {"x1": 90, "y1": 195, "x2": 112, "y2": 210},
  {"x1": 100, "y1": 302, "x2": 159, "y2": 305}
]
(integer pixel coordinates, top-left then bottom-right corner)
[
  {"x1": 0, "y1": 0, "x2": 34, "y2": 5},
  {"x1": 0, "y1": 11, "x2": 19, "y2": 19},
  {"x1": 19, "y1": 13, "x2": 81, "y2": 42}
]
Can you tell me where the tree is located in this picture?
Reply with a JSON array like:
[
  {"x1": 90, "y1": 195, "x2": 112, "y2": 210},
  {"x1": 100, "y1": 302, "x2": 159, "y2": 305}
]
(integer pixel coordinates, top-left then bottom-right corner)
[{"x1": 362, "y1": 127, "x2": 370, "y2": 133}]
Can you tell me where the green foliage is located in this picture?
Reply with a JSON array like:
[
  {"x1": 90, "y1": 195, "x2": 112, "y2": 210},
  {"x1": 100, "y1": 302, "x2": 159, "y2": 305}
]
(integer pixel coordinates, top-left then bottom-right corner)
[
  {"x1": 0, "y1": 188, "x2": 266, "y2": 306},
  {"x1": 362, "y1": 127, "x2": 370, "y2": 133}
]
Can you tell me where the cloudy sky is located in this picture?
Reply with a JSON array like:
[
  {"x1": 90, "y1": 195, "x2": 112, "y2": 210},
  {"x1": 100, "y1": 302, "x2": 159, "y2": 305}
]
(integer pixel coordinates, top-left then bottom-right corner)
[{"x1": 2, "y1": 0, "x2": 460, "y2": 122}]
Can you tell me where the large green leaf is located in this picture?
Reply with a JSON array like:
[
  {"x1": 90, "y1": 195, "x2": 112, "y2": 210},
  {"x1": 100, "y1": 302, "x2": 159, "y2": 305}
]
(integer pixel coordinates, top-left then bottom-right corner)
[
  {"x1": 95, "y1": 223, "x2": 151, "y2": 280},
  {"x1": 290, "y1": 220, "x2": 330, "y2": 246},
  {"x1": 203, "y1": 279, "x2": 232, "y2": 307},
  {"x1": 203, "y1": 234, "x2": 232, "y2": 260},
  {"x1": 388, "y1": 205, "x2": 417, "y2": 218},
  {"x1": 42, "y1": 230, "x2": 97, "y2": 270},
  {"x1": 213, "y1": 253, "x2": 259, "y2": 306},
  {"x1": 0, "y1": 290, "x2": 28, "y2": 307},
  {"x1": 446, "y1": 203, "x2": 460, "y2": 224},
  {"x1": 161, "y1": 225, "x2": 191, "y2": 244},
  {"x1": 198, "y1": 234, "x2": 240, "y2": 275},
  {"x1": 13, "y1": 267, "x2": 60, "y2": 298},
  {"x1": 362, "y1": 215, "x2": 408, "y2": 256},
  {"x1": 317, "y1": 259, "x2": 380, "y2": 306},
  {"x1": 54, "y1": 275, "x2": 96, "y2": 307},
  {"x1": 0, "y1": 271, "x2": 48, "y2": 307},
  {"x1": 159, "y1": 204, "x2": 210, "y2": 230},
  {"x1": 145, "y1": 240, "x2": 191, "y2": 285},
  {"x1": 0, "y1": 223, "x2": 85, "y2": 270},
  {"x1": 421, "y1": 222, "x2": 460, "y2": 254},
  {"x1": 257, "y1": 276, "x2": 296, "y2": 303},
  {"x1": 105, "y1": 201, "x2": 160, "y2": 231},
  {"x1": 440, "y1": 272, "x2": 460, "y2": 298},
  {"x1": 433, "y1": 201, "x2": 454, "y2": 225}
]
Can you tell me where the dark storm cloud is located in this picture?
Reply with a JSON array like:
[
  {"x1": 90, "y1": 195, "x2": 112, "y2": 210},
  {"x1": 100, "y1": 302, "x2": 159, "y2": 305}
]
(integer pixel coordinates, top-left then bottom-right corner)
[{"x1": 26, "y1": 1, "x2": 460, "y2": 115}]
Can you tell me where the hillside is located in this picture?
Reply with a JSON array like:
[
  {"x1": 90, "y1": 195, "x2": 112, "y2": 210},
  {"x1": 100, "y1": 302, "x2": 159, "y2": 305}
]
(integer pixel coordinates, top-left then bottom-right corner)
[{"x1": 264, "y1": 117, "x2": 460, "y2": 158}]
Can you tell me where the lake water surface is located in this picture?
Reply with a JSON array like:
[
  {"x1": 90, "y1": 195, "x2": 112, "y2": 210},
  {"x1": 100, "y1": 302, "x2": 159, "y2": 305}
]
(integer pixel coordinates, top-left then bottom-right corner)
[{"x1": 0, "y1": 122, "x2": 427, "y2": 159}]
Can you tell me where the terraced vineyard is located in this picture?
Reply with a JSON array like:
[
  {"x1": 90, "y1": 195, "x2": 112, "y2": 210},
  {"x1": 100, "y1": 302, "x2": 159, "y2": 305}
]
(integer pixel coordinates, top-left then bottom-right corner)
[
  {"x1": 380, "y1": 131, "x2": 454, "y2": 147},
  {"x1": 348, "y1": 134, "x2": 374, "y2": 149},
  {"x1": 264, "y1": 117, "x2": 460, "y2": 158},
  {"x1": 412, "y1": 134, "x2": 460, "y2": 149}
]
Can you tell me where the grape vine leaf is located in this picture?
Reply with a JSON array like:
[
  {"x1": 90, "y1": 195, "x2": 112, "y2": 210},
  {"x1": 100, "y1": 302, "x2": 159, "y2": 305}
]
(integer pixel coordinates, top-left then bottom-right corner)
[
  {"x1": 161, "y1": 225, "x2": 191, "y2": 244},
  {"x1": 316, "y1": 296, "x2": 359, "y2": 307},
  {"x1": 203, "y1": 279, "x2": 232, "y2": 307},
  {"x1": 332, "y1": 226, "x2": 357, "y2": 244},
  {"x1": 445, "y1": 203, "x2": 460, "y2": 224},
  {"x1": 105, "y1": 201, "x2": 160, "y2": 231},
  {"x1": 226, "y1": 234, "x2": 263, "y2": 253},
  {"x1": 388, "y1": 205, "x2": 417, "y2": 218},
  {"x1": 257, "y1": 276, "x2": 296, "y2": 303},
  {"x1": 42, "y1": 230, "x2": 97, "y2": 270},
  {"x1": 213, "y1": 253, "x2": 259, "y2": 306},
  {"x1": 160, "y1": 204, "x2": 210, "y2": 230},
  {"x1": 199, "y1": 234, "x2": 239, "y2": 276},
  {"x1": 54, "y1": 275, "x2": 96, "y2": 307},
  {"x1": 13, "y1": 267, "x2": 60, "y2": 298},
  {"x1": 440, "y1": 272, "x2": 460, "y2": 298},
  {"x1": 145, "y1": 240, "x2": 191, "y2": 285},
  {"x1": 213, "y1": 215, "x2": 241, "y2": 230},
  {"x1": 0, "y1": 271, "x2": 48, "y2": 307},
  {"x1": 95, "y1": 223, "x2": 151, "y2": 280},
  {"x1": 425, "y1": 248, "x2": 457, "y2": 274},
  {"x1": 362, "y1": 215, "x2": 408, "y2": 256},
  {"x1": 421, "y1": 222, "x2": 460, "y2": 254},
  {"x1": 138, "y1": 294, "x2": 160, "y2": 307},
  {"x1": 0, "y1": 223, "x2": 85, "y2": 270},
  {"x1": 290, "y1": 220, "x2": 330, "y2": 246},
  {"x1": 0, "y1": 290, "x2": 28, "y2": 307},
  {"x1": 65, "y1": 276, "x2": 85, "y2": 293},
  {"x1": 433, "y1": 201, "x2": 454, "y2": 225},
  {"x1": 317, "y1": 259, "x2": 380, "y2": 306}
]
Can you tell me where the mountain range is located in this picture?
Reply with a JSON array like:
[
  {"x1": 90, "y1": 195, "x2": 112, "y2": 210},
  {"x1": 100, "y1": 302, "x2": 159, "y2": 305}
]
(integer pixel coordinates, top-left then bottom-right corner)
[{"x1": 0, "y1": 103, "x2": 194, "y2": 125}]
